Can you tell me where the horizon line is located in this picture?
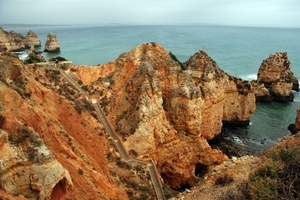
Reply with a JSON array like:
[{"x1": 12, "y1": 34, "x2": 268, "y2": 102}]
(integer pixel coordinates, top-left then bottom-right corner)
[{"x1": 1, "y1": 23, "x2": 300, "y2": 29}]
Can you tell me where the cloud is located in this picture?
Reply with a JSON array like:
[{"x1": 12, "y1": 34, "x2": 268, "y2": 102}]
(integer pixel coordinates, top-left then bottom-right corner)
[{"x1": 0, "y1": 0, "x2": 299, "y2": 27}]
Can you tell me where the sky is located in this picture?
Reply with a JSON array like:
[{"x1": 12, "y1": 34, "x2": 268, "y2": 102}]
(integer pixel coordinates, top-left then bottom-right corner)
[{"x1": 0, "y1": 0, "x2": 299, "y2": 28}]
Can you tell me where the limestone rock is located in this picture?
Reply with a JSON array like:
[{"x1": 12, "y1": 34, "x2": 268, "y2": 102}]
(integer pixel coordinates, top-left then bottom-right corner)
[
  {"x1": 23, "y1": 30, "x2": 41, "y2": 49},
  {"x1": 184, "y1": 50, "x2": 256, "y2": 131},
  {"x1": 0, "y1": 129, "x2": 72, "y2": 199},
  {"x1": 0, "y1": 53, "x2": 122, "y2": 199},
  {"x1": 254, "y1": 52, "x2": 299, "y2": 102},
  {"x1": 0, "y1": 28, "x2": 25, "y2": 52},
  {"x1": 77, "y1": 43, "x2": 256, "y2": 188},
  {"x1": 288, "y1": 105, "x2": 300, "y2": 134},
  {"x1": 44, "y1": 32, "x2": 60, "y2": 53}
]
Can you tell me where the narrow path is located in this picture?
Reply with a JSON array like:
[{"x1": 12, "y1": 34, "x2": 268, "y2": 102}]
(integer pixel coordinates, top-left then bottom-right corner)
[{"x1": 56, "y1": 66, "x2": 165, "y2": 200}]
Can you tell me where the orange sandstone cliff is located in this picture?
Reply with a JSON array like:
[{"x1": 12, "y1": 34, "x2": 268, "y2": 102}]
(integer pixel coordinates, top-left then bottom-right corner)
[
  {"x1": 0, "y1": 43, "x2": 257, "y2": 198},
  {"x1": 0, "y1": 53, "x2": 126, "y2": 199},
  {"x1": 76, "y1": 43, "x2": 256, "y2": 188}
]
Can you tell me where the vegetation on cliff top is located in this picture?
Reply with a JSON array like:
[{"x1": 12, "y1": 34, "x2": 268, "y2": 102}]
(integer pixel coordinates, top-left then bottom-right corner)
[
  {"x1": 248, "y1": 146, "x2": 300, "y2": 200},
  {"x1": 218, "y1": 145, "x2": 300, "y2": 200}
]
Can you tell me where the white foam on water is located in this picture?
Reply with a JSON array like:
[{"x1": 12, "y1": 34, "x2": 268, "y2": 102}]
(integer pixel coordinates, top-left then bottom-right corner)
[
  {"x1": 239, "y1": 74, "x2": 257, "y2": 81},
  {"x1": 16, "y1": 51, "x2": 28, "y2": 61}
]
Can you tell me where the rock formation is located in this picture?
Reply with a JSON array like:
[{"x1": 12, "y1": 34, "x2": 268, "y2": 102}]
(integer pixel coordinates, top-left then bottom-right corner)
[
  {"x1": 44, "y1": 32, "x2": 60, "y2": 53},
  {"x1": 23, "y1": 30, "x2": 41, "y2": 49},
  {"x1": 288, "y1": 105, "x2": 300, "y2": 135},
  {"x1": 0, "y1": 52, "x2": 126, "y2": 199},
  {"x1": 252, "y1": 52, "x2": 299, "y2": 102},
  {"x1": 0, "y1": 129, "x2": 73, "y2": 199},
  {"x1": 0, "y1": 28, "x2": 25, "y2": 52},
  {"x1": 76, "y1": 43, "x2": 256, "y2": 188}
]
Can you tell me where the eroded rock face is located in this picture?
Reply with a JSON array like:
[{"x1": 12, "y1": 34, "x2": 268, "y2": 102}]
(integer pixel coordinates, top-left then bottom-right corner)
[
  {"x1": 23, "y1": 30, "x2": 41, "y2": 49},
  {"x1": 44, "y1": 32, "x2": 60, "y2": 53},
  {"x1": 254, "y1": 52, "x2": 299, "y2": 102},
  {"x1": 0, "y1": 28, "x2": 25, "y2": 52},
  {"x1": 0, "y1": 52, "x2": 125, "y2": 199},
  {"x1": 77, "y1": 43, "x2": 256, "y2": 188},
  {"x1": 0, "y1": 129, "x2": 72, "y2": 199}
]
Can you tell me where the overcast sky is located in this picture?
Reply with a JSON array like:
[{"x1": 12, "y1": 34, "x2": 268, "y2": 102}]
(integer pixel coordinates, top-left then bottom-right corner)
[{"x1": 0, "y1": 0, "x2": 299, "y2": 27}]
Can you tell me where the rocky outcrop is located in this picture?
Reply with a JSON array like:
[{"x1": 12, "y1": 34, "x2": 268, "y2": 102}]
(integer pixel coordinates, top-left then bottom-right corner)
[
  {"x1": 0, "y1": 28, "x2": 25, "y2": 52},
  {"x1": 23, "y1": 30, "x2": 41, "y2": 49},
  {"x1": 288, "y1": 105, "x2": 300, "y2": 135},
  {"x1": 44, "y1": 32, "x2": 60, "y2": 53},
  {"x1": 0, "y1": 129, "x2": 72, "y2": 199},
  {"x1": 184, "y1": 50, "x2": 255, "y2": 130},
  {"x1": 76, "y1": 43, "x2": 256, "y2": 188},
  {"x1": 0, "y1": 52, "x2": 126, "y2": 199},
  {"x1": 253, "y1": 52, "x2": 299, "y2": 102}
]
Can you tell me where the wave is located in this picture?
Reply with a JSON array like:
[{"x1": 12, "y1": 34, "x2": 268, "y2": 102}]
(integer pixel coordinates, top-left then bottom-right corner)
[
  {"x1": 15, "y1": 51, "x2": 28, "y2": 61},
  {"x1": 239, "y1": 74, "x2": 257, "y2": 81}
]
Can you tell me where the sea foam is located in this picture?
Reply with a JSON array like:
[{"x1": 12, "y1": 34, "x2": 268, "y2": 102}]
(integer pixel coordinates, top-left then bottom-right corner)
[{"x1": 239, "y1": 74, "x2": 257, "y2": 81}]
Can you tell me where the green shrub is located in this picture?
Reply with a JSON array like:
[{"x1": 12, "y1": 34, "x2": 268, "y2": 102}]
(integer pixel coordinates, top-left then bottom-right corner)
[
  {"x1": 169, "y1": 51, "x2": 185, "y2": 70},
  {"x1": 126, "y1": 180, "x2": 138, "y2": 189},
  {"x1": 82, "y1": 85, "x2": 89, "y2": 91},
  {"x1": 200, "y1": 86, "x2": 205, "y2": 97},
  {"x1": 78, "y1": 168, "x2": 84, "y2": 175},
  {"x1": 49, "y1": 56, "x2": 67, "y2": 62},
  {"x1": 14, "y1": 127, "x2": 31, "y2": 145},
  {"x1": 163, "y1": 185, "x2": 177, "y2": 199},
  {"x1": 24, "y1": 53, "x2": 44, "y2": 64},
  {"x1": 215, "y1": 173, "x2": 234, "y2": 186},
  {"x1": 77, "y1": 80, "x2": 83, "y2": 85},
  {"x1": 249, "y1": 147, "x2": 300, "y2": 200},
  {"x1": 0, "y1": 114, "x2": 4, "y2": 128}
]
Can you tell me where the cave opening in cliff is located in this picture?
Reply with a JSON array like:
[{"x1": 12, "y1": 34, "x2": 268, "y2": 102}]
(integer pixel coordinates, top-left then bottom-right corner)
[
  {"x1": 195, "y1": 163, "x2": 208, "y2": 177},
  {"x1": 51, "y1": 179, "x2": 67, "y2": 199}
]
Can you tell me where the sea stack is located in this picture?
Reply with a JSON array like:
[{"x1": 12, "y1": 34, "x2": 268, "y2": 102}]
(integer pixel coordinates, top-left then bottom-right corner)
[
  {"x1": 252, "y1": 52, "x2": 299, "y2": 102},
  {"x1": 288, "y1": 106, "x2": 300, "y2": 135},
  {"x1": 44, "y1": 32, "x2": 60, "y2": 53},
  {"x1": 23, "y1": 30, "x2": 41, "y2": 49}
]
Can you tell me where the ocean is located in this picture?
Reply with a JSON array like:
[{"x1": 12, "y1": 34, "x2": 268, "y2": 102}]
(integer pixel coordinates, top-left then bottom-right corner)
[{"x1": 6, "y1": 24, "x2": 300, "y2": 153}]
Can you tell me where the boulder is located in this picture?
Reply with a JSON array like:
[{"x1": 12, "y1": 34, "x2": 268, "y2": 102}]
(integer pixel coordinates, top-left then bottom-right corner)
[
  {"x1": 23, "y1": 30, "x2": 41, "y2": 49},
  {"x1": 44, "y1": 32, "x2": 60, "y2": 53},
  {"x1": 254, "y1": 52, "x2": 299, "y2": 102}
]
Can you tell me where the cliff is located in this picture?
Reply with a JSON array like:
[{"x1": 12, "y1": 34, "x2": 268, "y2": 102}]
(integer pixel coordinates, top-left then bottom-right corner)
[
  {"x1": 0, "y1": 41, "x2": 298, "y2": 198},
  {"x1": 252, "y1": 52, "x2": 299, "y2": 102},
  {"x1": 0, "y1": 52, "x2": 127, "y2": 199},
  {"x1": 23, "y1": 30, "x2": 41, "y2": 49},
  {"x1": 0, "y1": 28, "x2": 25, "y2": 52},
  {"x1": 44, "y1": 33, "x2": 60, "y2": 53},
  {"x1": 76, "y1": 43, "x2": 256, "y2": 188}
]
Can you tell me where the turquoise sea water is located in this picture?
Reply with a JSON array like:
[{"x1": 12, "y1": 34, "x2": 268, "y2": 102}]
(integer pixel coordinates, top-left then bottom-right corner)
[{"x1": 7, "y1": 25, "x2": 300, "y2": 153}]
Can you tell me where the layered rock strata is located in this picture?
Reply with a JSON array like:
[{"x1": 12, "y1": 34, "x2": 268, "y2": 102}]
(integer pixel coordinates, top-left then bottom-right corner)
[
  {"x1": 0, "y1": 129, "x2": 73, "y2": 199},
  {"x1": 76, "y1": 43, "x2": 256, "y2": 188},
  {"x1": 0, "y1": 28, "x2": 25, "y2": 52},
  {"x1": 252, "y1": 52, "x2": 299, "y2": 102},
  {"x1": 0, "y1": 52, "x2": 124, "y2": 199},
  {"x1": 44, "y1": 32, "x2": 60, "y2": 53},
  {"x1": 23, "y1": 30, "x2": 41, "y2": 49}
]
